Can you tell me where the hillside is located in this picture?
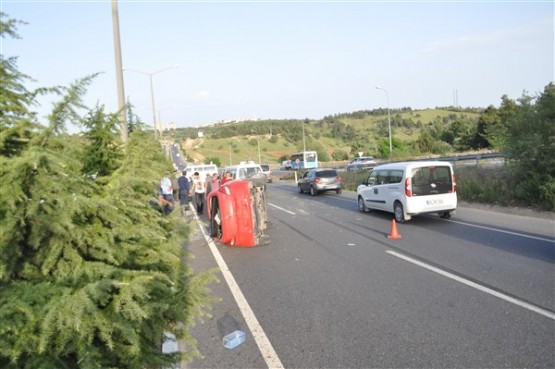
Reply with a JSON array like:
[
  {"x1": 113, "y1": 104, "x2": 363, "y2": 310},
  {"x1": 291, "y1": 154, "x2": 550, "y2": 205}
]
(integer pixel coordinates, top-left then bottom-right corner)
[{"x1": 162, "y1": 107, "x2": 482, "y2": 166}]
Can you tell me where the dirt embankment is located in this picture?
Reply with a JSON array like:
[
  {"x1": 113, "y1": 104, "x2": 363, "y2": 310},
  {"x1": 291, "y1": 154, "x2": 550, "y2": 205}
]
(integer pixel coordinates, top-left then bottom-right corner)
[{"x1": 181, "y1": 137, "x2": 205, "y2": 163}]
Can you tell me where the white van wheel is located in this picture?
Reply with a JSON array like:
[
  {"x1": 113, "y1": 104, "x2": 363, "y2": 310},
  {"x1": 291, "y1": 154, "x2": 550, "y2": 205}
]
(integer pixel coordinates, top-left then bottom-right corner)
[
  {"x1": 440, "y1": 211, "x2": 452, "y2": 219},
  {"x1": 358, "y1": 196, "x2": 369, "y2": 213},
  {"x1": 394, "y1": 202, "x2": 406, "y2": 223}
]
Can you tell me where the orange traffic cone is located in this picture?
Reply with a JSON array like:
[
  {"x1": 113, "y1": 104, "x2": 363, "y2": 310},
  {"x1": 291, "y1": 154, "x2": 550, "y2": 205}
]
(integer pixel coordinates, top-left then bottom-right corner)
[{"x1": 387, "y1": 219, "x2": 402, "y2": 239}]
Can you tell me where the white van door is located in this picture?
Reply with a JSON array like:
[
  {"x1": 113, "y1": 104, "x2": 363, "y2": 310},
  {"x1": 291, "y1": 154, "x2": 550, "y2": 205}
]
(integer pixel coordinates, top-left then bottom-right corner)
[
  {"x1": 359, "y1": 169, "x2": 388, "y2": 211},
  {"x1": 381, "y1": 169, "x2": 405, "y2": 213}
]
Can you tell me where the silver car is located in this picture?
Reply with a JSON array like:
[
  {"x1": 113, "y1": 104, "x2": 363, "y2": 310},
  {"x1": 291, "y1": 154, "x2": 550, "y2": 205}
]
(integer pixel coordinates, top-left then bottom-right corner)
[
  {"x1": 346, "y1": 156, "x2": 377, "y2": 171},
  {"x1": 298, "y1": 168, "x2": 343, "y2": 196},
  {"x1": 260, "y1": 164, "x2": 273, "y2": 183}
]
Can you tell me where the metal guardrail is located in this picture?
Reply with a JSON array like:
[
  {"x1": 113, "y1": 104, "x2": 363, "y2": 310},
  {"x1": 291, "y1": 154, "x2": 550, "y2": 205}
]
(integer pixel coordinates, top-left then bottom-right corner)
[{"x1": 322, "y1": 152, "x2": 507, "y2": 170}]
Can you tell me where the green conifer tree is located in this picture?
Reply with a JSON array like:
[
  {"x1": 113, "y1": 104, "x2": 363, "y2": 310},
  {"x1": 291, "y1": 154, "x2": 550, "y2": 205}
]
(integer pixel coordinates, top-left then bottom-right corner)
[{"x1": 1, "y1": 13, "x2": 215, "y2": 368}]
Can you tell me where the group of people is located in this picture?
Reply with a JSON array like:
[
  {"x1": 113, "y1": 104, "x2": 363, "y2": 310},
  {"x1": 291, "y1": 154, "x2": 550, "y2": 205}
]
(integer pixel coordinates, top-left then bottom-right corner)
[{"x1": 158, "y1": 170, "x2": 234, "y2": 216}]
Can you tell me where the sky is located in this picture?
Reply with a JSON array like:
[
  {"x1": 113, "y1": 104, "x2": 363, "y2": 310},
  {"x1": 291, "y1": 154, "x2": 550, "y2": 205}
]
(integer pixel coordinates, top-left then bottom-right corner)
[{"x1": 2, "y1": 1, "x2": 554, "y2": 131}]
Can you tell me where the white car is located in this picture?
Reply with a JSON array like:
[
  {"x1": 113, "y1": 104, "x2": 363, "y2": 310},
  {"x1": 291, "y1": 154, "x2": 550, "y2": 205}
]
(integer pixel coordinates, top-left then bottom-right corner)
[{"x1": 357, "y1": 161, "x2": 457, "y2": 223}]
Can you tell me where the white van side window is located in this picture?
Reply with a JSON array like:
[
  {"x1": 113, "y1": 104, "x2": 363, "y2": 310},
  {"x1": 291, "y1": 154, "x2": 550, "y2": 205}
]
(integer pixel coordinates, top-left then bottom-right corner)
[
  {"x1": 376, "y1": 170, "x2": 388, "y2": 185},
  {"x1": 388, "y1": 170, "x2": 404, "y2": 184},
  {"x1": 367, "y1": 172, "x2": 377, "y2": 185}
]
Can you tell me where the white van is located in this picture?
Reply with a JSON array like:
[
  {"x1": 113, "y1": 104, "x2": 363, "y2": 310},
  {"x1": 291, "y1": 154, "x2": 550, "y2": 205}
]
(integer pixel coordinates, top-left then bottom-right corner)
[
  {"x1": 184, "y1": 164, "x2": 219, "y2": 180},
  {"x1": 224, "y1": 161, "x2": 267, "y2": 186},
  {"x1": 356, "y1": 161, "x2": 457, "y2": 222}
]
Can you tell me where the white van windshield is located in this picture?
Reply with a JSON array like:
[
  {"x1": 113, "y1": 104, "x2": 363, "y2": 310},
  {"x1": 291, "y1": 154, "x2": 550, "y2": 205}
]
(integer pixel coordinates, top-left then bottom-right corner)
[{"x1": 238, "y1": 166, "x2": 261, "y2": 178}]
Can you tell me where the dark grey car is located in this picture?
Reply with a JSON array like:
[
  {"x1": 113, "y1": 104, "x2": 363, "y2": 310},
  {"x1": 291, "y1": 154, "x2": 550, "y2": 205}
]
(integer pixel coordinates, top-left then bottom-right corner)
[{"x1": 298, "y1": 168, "x2": 343, "y2": 196}]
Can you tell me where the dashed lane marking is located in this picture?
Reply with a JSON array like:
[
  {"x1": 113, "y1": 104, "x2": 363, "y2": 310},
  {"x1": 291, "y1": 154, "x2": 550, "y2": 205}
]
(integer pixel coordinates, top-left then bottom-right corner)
[
  {"x1": 387, "y1": 250, "x2": 555, "y2": 321},
  {"x1": 268, "y1": 202, "x2": 296, "y2": 215}
]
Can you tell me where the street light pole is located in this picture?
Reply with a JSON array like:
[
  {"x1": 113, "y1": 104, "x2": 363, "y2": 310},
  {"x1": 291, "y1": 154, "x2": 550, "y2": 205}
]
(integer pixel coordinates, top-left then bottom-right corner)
[
  {"x1": 123, "y1": 65, "x2": 178, "y2": 138},
  {"x1": 375, "y1": 86, "x2": 392, "y2": 153}
]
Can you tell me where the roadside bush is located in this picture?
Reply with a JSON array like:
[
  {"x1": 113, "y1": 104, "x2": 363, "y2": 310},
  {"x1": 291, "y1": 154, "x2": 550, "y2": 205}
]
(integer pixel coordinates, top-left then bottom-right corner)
[
  {"x1": 206, "y1": 156, "x2": 221, "y2": 167},
  {"x1": 339, "y1": 171, "x2": 368, "y2": 191},
  {"x1": 455, "y1": 165, "x2": 516, "y2": 206},
  {"x1": 332, "y1": 150, "x2": 349, "y2": 161}
]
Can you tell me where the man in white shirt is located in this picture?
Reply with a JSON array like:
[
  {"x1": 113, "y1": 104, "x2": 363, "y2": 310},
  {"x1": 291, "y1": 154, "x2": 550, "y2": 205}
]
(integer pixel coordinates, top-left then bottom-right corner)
[
  {"x1": 159, "y1": 172, "x2": 174, "y2": 215},
  {"x1": 160, "y1": 172, "x2": 173, "y2": 196},
  {"x1": 189, "y1": 171, "x2": 207, "y2": 215}
]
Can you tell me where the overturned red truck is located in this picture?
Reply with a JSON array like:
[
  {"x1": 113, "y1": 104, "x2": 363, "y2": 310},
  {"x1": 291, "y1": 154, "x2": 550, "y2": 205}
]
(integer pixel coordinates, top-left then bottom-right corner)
[{"x1": 207, "y1": 177, "x2": 269, "y2": 247}]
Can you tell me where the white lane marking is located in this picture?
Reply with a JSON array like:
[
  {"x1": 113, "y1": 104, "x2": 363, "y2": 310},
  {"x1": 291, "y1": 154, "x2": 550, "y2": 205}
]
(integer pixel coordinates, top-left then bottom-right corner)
[
  {"x1": 191, "y1": 207, "x2": 284, "y2": 369},
  {"x1": 386, "y1": 250, "x2": 555, "y2": 321},
  {"x1": 268, "y1": 202, "x2": 296, "y2": 215},
  {"x1": 445, "y1": 219, "x2": 555, "y2": 243}
]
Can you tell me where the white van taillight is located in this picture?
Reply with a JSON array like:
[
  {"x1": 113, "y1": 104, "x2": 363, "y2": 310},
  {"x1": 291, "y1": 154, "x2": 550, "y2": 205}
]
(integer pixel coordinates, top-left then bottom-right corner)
[
  {"x1": 451, "y1": 174, "x2": 457, "y2": 193},
  {"x1": 405, "y1": 177, "x2": 412, "y2": 197}
]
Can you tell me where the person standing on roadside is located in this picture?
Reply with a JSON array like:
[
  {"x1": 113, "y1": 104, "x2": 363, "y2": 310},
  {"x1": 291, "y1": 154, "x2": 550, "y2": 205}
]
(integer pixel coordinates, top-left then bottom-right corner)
[
  {"x1": 220, "y1": 171, "x2": 233, "y2": 185},
  {"x1": 160, "y1": 172, "x2": 173, "y2": 198},
  {"x1": 177, "y1": 170, "x2": 190, "y2": 216},
  {"x1": 210, "y1": 172, "x2": 220, "y2": 193},
  {"x1": 171, "y1": 170, "x2": 179, "y2": 201},
  {"x1": 205, "y1": 173, "x2": 213, "y2": 194},
  {"x1": 190, "y1": 171, "x2": 207, "y2": 215}
]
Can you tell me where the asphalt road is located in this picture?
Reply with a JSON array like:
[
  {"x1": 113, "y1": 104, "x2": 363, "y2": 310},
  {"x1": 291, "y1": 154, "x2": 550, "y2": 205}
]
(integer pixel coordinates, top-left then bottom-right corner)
[{"x1": 183, "y1": 178, "x2": 554, "y2": 369}]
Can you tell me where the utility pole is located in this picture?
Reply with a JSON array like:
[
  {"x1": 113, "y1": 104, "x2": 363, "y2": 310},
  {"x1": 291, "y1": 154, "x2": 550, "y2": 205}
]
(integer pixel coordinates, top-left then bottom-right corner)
[{"x1": 111, "y1": 0, "x2": 128, "y2": 142}]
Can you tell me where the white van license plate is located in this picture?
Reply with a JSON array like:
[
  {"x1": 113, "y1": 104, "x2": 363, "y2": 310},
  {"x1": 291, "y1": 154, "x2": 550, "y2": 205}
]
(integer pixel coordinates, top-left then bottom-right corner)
[{"x1": 427, "y1": 199, "x2": 443, "y2": 205}]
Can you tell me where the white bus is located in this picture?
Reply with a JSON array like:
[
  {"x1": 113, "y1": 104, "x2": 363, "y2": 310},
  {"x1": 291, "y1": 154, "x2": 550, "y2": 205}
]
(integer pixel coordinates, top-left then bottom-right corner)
[{"x1": 290, "y1": 151, "x2": 318, "y2": 170}]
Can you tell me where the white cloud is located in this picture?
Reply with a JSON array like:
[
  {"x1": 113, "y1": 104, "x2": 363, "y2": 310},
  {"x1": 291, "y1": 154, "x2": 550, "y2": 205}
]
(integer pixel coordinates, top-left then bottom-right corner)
[{"x1": 421, "y1": 17, "x2": 553, "y2": 59}]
